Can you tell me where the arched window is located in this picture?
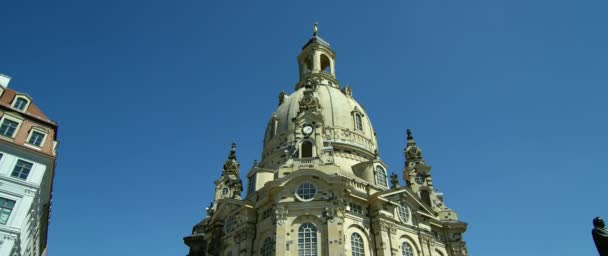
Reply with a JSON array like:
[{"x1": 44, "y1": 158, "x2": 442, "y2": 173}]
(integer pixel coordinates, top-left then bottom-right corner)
[
  {"x1": 375, "y1": 166, "x2": 387, "y2": 187},
  {"x1": 261, "y1": 237, "x2": 274, "y2": 256},
  {"x1": 354, "y1": 114, "x2": 363, "y2": 131},
  {"x1": 402, "y1": 242, "x2": 414, "y2": 256},
  {"x1": 298, "y1": 223, "x2": 317, "y2": 256},
  {"x1": 301, "y1": 141, "x2": 313, "y2": 158},
  {"x1": 351, "y1": 233, "x2": 365, "y2": 256},
  {"x1": 420, "y1": 190, "x2": 431, "y2": 206},
  {"x1": 304, "y1": 56, "x2": 313, "y2": 74},
  {"x1": 320, "y1": 54, "x2": 331, "y2": 73}
]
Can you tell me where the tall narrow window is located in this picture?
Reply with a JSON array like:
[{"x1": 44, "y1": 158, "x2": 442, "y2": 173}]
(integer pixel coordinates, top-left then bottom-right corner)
[
  {"x1": 320, "y1": 54, "x2": 331, "y2": 74},
  {"x1": 351, "y1": 233, "x2": 365, "y2": 256},
  {"x1": 11, "y1": 159, "x2": 33, "y2": 180},
  {"x1": 268, "y1": 121, "x2": 276, "y2": 140},
  {"x1": 261, "y1": 237, "x2": 274, "y2": 256},
  {"x1": 0, "y1": 198, "x2": 16, "y2": 224},
  {"x1": 13, "y1": 97, "x2": 28, "y2": 111},
  {"x1": 354, "y1": 114, "x2": 363, "y2": 131},
  {"x1": 375, "y1": 166, "x2": 388, "y2": 187},
  {"x1": 248, "y1": 175, "x2": 256, "y2": 195},
  {"x1": 420, "y1": 190, "x2": 431, "y2": 206},
  {"x1": 301, "y1": 141, "x2": 313, "y2": 158},
  {"x1": 298, "y1": 223, "x2": 317, "y2": 256},
  {"x1": 402, "y1": 242, "x2": 414, "y2": 256},
  {"x1": 0, "y1": 119, "x2": 19, "y2": 138}
]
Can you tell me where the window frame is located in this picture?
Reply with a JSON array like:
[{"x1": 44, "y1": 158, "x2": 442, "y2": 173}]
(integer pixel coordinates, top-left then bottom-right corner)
[
  {"x1": 298, "y1": 223, "x2": 318, "y2": 256},
  {"x1": 351, "y1": 107, "x2": 365, "y2": 132},
  {"x1": 260, "y1": 237, "x2": 274, "y2": 256},
  {"x1": 402, "y1": 242, "x2": 414, "y2": 256},
  {"x1": 11, "y1": 159, "x2": 33, "y2": 181},
  {"x1": 398, "y1": 202, "x2": 411, "y2": 224},
  {"x1": 354, "y1": 114, "x2": 363, "y2": 131},
  {"x1": 0, "y1": 113, "x2": 23, "y2": 139},
  {"x1": 26, "y1": 127, "x2": 48, "y2": 148},
  {"x1": 351, "y1": 233, "x2": 365, "y2": 256},
  {"x1": 300, "y1": 140, "x2": 314, "y2": 158},
  {"x1": 0, "y1": 197, "x2": 16, "y2": 225},
  {"x1": 295, "y1": 182, "x2": 317, "y2": 202},
  {"x1": 374, "y1": 166, "x2": 388, "y2": 188},
  {"x1": 11, "y1": 95, "x2": 31, "y2": 112}
]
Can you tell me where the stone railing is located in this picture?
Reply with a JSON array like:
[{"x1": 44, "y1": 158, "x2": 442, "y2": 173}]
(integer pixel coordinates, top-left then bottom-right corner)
[
  {"x1": 324, "y1": 127, "x2": 375, "y2": 152},
  {"x1": 293, "y1": 157, "x2": 320, "y2": 168}
]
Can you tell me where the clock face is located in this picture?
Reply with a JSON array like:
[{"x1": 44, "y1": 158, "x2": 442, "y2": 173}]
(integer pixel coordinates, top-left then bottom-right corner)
[{"x1": 302, "y1": 125, "x2": 313, "y2": 136}]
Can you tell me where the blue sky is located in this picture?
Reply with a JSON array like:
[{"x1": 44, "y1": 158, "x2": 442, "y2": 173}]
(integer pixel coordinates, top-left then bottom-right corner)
[{"x1": 2, "y1": 1, "x2": 607, "y2": 255}]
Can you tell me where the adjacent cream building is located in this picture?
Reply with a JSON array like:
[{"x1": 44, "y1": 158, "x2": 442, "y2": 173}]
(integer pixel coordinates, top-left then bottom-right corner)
[
  {"x1": 184, "y1": 27, "x2": 468, "y2": 256},
  {"x1": 0, "y1": 74, "x2": 58, "y2": 256}
]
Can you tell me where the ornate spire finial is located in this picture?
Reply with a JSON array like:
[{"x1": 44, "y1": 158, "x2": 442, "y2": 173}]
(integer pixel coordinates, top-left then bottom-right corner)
[
  {"x1": 406, "y1": 129, "x2": 414, "y2": 140},
  {"x1": 390, "y1": 173, "x2": 400, "y2": 189},
  {"x1": 223, "y1": 142, "x2": 240, "y2": 175},
  {"x1": 313, "y1": 22, "x2": 318, "y2": 36},
  {"x1": 228, "y1": 142, "x2": 237, "y2": 161}
]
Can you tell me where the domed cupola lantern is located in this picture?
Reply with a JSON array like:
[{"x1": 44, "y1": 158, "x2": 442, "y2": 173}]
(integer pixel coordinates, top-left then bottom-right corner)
[{"x1": 296, "y1": 23, "x2": 338, "y2": 90}]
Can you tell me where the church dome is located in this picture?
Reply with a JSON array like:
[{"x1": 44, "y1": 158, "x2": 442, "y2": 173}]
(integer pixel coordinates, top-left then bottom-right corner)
[
  {"x1": 260, "y1": 78, "x2": 379, "y2": 171},
  {"x1": 258, "y1": 30, "x2": 380, "y2": 173}
]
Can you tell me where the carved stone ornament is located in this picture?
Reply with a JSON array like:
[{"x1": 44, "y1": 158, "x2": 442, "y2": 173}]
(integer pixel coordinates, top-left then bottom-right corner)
[
  {"x1": 278, "y1": 91, "x2": 287, "y2": 105},
  {"x1": 405, "y1": 145, "x2": 422, "y2": 162},
  {"x1": 322, "y1": 207, "x2": 336, "y2": 223},
  {"x1": 304, "y1": 77, "x2": 320, "y2": 90},
  {"x1": 273, "y1": 206, "x2": 288, "y2": 225},
  {"x1": 390, "y1": 173, "x2": 400, "y2": 189},
  {"x1": 379, "y1": 222, "x2": 396, "y2": 234},
  {"x1": 342, "y1": 85, "x2": 353, "y2": 97},
  {"x1": 298, "y1": 93, "x2": 320, "y2": 113}
]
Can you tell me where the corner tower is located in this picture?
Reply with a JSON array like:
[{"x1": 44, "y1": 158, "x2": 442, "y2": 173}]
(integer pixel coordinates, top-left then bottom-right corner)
[{"x1": 184, "y1": 25, "x2": 469, "y2": 256}]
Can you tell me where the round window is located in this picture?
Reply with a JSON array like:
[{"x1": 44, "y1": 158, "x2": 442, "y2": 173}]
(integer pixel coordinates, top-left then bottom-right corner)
[
  {"x1": 398, "y1": 203, "x2": 410, "y2": 223},
  {"x1": 295, "y1": 183, "x2": 317, "y2": 201},
  {"x1": 222, "y1": 187, "x2": 229, "y2": 195}
]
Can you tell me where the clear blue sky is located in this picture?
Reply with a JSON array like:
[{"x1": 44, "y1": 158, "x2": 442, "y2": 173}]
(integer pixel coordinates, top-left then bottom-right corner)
[{"x1": 2, "y1": 1, "x2": 607, "y2": 255}]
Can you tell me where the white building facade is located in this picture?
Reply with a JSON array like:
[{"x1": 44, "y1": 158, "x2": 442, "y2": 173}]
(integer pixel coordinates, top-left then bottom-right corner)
[
  {"x1": 0, "y1": 74, "x2": 58, "y2": 256},
  {"x1": 184, "y1": 27, "x2": 468, "y2": 256}
]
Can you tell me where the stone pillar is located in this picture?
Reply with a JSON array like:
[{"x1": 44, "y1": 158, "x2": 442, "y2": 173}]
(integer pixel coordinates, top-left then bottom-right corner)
[
  {"x1": 419, "y1": 233, "x2": 434, "y2": 256},
  {"x1": 326, "y1": 216, "x2": 345, "y2": 255},
  {"x1": 273, "y1": 206, "x2": 290, "y2": 255},
  {"x1": 313, "y1": 51, "x2": 321, "y2": 73}
]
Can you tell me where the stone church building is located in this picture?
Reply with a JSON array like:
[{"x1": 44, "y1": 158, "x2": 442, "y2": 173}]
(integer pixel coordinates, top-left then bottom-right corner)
[{"x1": 184, "y1": 26, "x2": 468, "y2": 256}]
